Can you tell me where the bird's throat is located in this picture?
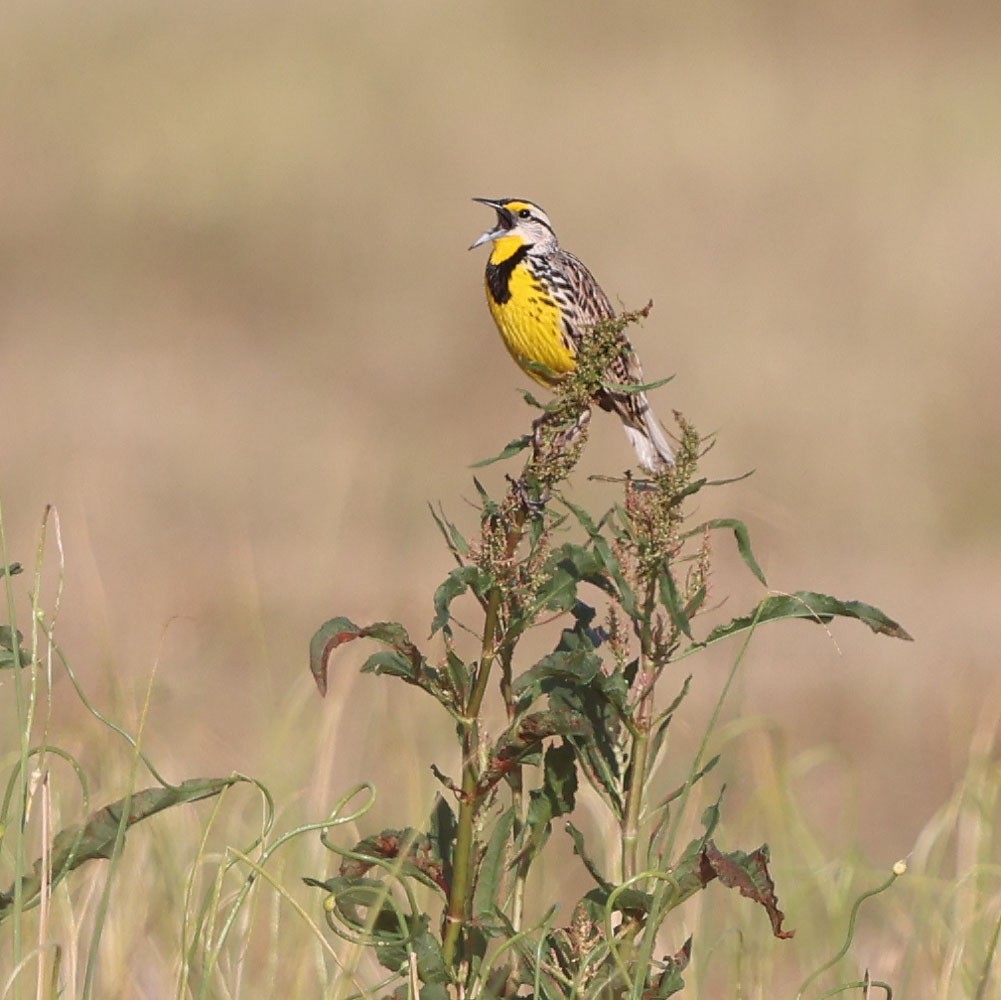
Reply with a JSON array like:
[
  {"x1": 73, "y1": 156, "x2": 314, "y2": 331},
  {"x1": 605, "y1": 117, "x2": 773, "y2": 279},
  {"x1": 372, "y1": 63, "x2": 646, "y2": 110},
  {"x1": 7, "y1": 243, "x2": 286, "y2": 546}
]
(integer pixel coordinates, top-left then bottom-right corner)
[{"x1": 485, "y1": 241, "x2": 531, "y2": 305}]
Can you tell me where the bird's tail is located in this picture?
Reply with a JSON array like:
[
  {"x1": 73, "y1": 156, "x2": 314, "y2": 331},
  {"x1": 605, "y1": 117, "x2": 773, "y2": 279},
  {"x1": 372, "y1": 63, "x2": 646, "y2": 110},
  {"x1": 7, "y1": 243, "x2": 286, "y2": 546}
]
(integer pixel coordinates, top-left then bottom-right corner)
[{"x1": 618, "y1": 392, "x2": 675, "y2": 473}]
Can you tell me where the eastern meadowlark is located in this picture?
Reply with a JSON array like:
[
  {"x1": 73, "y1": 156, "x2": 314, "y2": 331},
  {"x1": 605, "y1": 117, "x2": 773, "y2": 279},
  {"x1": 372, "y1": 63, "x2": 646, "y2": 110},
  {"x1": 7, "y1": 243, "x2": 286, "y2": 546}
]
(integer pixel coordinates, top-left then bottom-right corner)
[{"x1": 470, "y1": 197, "x2": 675, "y2": 472}]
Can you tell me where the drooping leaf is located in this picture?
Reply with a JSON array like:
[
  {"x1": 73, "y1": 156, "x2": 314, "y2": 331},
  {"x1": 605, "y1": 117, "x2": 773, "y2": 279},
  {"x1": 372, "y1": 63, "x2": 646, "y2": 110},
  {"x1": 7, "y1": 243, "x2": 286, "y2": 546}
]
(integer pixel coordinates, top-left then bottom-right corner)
[
  {"x1": 703, "y1": 841, "x2": 794, "y2": 939},
  {"x1": 309, "y1": 616, "x2": 365, "y2": 696},
  {"x1": 663, "y1": 837, "x2": 793, "y2": 939},
  {"x1": 549, "y1": 686, "x2": 627, "y2": 818},
  {"x1": 697, "y1": 591, "x2": 913, "y2": 650},
  {"x1": 516, "y1": 387, "x2": 546, "y2": 410},
  {"x1": 305, "y1": 875, "x2": 411, "y2": 946},
  {"x1": 0, "y1": 777, "x2": 242, "y2": 922},
  {"x1": 443, "y1": 649, "x2": 470, "y2": 704},
  {"x1": 309, "y1": 617, "x2": 437, "y2": 700},
  {"x1": 407, "y1": 921, "x2": 450, "y2": 986},
  {"x1": 701, "y1": 518, "x2": 767, "y2": 586},
  {"x1": 370, "y1": 910, "x2": 445, "y2": 981}
]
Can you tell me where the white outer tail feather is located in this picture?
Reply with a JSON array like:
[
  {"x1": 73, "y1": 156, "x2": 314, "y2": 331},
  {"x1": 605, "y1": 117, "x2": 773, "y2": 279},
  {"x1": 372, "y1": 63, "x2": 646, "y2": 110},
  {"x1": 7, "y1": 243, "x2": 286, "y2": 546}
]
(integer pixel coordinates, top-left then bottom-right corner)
[{"x1": 622, "y1": 393, "x2": 675, "y2": 473}]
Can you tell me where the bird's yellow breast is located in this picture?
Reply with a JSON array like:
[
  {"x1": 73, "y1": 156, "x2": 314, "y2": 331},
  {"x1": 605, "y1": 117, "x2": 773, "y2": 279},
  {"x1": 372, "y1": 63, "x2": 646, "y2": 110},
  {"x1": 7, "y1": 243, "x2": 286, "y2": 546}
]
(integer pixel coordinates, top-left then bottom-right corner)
[{"x1": 484, "y1": 241, "x2": 576, "y2": 386}]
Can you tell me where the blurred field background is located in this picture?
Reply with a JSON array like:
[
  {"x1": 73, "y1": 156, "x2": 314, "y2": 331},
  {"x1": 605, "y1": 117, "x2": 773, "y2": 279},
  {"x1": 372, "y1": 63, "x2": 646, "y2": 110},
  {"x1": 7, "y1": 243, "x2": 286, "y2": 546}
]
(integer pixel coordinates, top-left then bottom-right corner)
[{"x1": 2, "y1": 1, "x2": 1000, "y2": 995}]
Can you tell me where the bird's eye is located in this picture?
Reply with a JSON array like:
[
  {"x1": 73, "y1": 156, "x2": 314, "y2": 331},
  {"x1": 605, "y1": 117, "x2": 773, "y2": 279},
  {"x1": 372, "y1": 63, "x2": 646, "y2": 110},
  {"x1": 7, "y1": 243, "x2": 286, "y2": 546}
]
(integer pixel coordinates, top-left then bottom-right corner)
[{"x1": 518, "y1": 209, "x2": 532, "y2": 219}]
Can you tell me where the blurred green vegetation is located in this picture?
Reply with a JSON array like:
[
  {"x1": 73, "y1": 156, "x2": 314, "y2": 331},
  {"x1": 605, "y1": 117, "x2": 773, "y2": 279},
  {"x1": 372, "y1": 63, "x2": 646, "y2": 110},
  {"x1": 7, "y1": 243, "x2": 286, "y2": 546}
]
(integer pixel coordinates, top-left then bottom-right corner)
[{"x1": 2, "y1": 1, "x2": 1000, "y2": 993}]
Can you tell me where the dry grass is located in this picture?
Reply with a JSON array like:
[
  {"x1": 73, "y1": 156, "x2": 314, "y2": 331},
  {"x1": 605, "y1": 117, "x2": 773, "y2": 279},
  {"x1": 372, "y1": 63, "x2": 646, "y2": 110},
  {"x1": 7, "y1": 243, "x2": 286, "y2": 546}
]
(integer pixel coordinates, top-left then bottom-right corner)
[{"x1": 2, "y1": 2, "x2": 1000, "y2": 995}]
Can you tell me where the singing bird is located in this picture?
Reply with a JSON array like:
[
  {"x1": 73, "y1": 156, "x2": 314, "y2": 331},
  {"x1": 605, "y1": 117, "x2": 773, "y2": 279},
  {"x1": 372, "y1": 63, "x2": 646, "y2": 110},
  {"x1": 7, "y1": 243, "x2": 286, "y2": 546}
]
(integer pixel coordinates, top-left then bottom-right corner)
[{"x1": 470, "y1": 197, "x2": 674, "y2": 472}]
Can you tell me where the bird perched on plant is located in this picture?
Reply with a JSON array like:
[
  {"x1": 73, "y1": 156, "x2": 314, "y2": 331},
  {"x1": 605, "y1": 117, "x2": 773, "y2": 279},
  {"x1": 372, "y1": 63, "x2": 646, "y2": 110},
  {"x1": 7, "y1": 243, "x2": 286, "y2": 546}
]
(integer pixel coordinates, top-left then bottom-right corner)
[{"x1": 470, "y1": 197, "x2": 674, "y2": 472}]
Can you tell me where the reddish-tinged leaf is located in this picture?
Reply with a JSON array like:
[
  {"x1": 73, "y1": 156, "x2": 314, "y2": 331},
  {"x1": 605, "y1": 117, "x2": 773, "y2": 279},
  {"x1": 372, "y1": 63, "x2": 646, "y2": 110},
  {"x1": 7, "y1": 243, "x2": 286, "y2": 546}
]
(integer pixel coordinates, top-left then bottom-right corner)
[
  {"x1": 643, "y1": 936, "x2": 691, "y2": 999},
  {"x1": 703, "y1": 840, "x2": 794, "y2": 939},
  {"x1": 335, "y1": 828, "x2": 449, "y2": 894},
  {"x1": 309, "y1": 616, "x2": 365, "y2": 696},
  {"x1": 309, "y1": 617, "x2": 427, "y2": 697},
  {"x1": 474, "y1": 711, "x2": 590, "y2": 798}
]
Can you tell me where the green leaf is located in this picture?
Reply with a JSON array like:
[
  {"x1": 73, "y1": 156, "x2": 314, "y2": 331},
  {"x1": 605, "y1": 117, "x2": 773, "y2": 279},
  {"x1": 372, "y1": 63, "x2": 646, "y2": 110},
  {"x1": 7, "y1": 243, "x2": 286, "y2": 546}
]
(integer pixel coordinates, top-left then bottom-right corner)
[
  {"x1": 515, "y1": 743, "x2": 578, "y2": 868},
  {"x1": 443, "y1": 649, "x2": 470, "y2": 704},
  {"x1": 513, "y1": 645, "x2": 603, "y2": 703},
  {"x1": 658, "y1": 568, "x2": 693, "y2": 639},
  {"x1": 408, "y1": 922, "x2": 450, "y2": 985},
  {"x1": 473, "y1": 809, "x2": 515, "y2": 920},
  {"x1": 697, "y1": 591, "x2": 913, "y2": 649},
  {"x1": 470, "y1": 434, "x2": 532, "y2": 468},
  {"x1": 537, "y1": 542, "x2": 620, "y2": 614},
  {"x1": 602, "y1": 373, "x2": 675, "y2": 394},
  {"x1": 565, "y1": 821, "x2": 611, "y2": 891},
  {"x1": 579, "y1": 883, "x2": 654, "y2": 920},
  {"x1": 431, "y1": 565, "x2": 492, "y2": 637},
  {"x1": 360, "y1": 649, "x2": 424, "y2": 679},
  {"x1": 513, "y1": 601, "x2": 603, "y2": 708},
  {"x1": 702, "y1": 517, "x2": 767, "y2": 586},
  {"x1": 524, "y1": 358, "x2": 562, "y2": 383},
  {"x1": 0, "y1": 778, "x2": 243, "y2": 922},
  {"x1": 700, "y1": 788, "x2": 723, "y2": 841},
  {"x1": 646, "y1": 937, "x2": 692, "y2": 998},
  {"x1": 321, "y1": 882, "x2": 443, "y2": 981},
  {"x1": 0, "y1": 626, "x2": 31, "y2": 669},
  {"x1": 427, "y1": 796, "x2": 456, "y2": 890},
  {"x1": 652, "y1": 752, "x2": 719, "y2": 816},
  {"x1": 516, "y1": 387, "x2": 546, "y2": 409},
  {"x1": 534, "y1": 621, "x2": 632, "y2": 817},
  {"x1": 428, "y1": 504, "x2": 470, "y2": 560},
  {"x1": 560, "y1": 497, "x2": 638, "y2": 614},
  {"x1": 471, "y1": 476, "x2": 495, "y2": 510}
]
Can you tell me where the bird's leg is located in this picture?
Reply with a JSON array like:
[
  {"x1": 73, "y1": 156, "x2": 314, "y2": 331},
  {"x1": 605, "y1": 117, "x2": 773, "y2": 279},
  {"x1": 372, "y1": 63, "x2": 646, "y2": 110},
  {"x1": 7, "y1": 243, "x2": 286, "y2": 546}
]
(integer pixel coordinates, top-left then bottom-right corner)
[
  {"x1": 530, "y1": 405, "x2": 592, "y2": 463},
  {"x1": 506, "y1": 474, "x2": 548, "y2": 515}
]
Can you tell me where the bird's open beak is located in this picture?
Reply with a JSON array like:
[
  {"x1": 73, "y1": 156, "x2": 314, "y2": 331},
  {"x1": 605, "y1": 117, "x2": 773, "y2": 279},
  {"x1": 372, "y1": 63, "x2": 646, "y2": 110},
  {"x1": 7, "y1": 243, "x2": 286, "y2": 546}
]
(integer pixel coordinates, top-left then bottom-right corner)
[{"x1": 469, "y1": 197, "x2": 513, "y2": 250}]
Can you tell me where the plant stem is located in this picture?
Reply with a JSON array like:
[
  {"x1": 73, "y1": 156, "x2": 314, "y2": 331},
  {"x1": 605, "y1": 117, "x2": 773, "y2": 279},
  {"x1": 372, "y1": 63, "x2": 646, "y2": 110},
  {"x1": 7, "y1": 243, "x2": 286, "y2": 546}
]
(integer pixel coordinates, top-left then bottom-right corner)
[
  {"x1": 442, "y1": 586, "x2": 502, "y2": 968},
  {"x1": 621, "y1": 577, "x2": 658, "y2": 882},
  {"x1": 442, "y1": 486, "x2": 532, "y2": 972}
]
